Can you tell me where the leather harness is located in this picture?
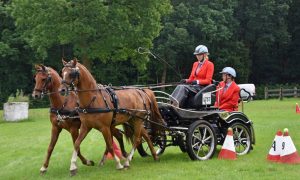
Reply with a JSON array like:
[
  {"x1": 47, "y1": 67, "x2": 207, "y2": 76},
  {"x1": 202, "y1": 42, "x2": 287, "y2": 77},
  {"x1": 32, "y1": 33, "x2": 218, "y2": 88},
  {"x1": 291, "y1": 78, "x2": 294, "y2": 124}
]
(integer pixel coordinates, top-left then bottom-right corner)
[{"x1": 76, "y1": 87, "x2": 151, "y2": 125}]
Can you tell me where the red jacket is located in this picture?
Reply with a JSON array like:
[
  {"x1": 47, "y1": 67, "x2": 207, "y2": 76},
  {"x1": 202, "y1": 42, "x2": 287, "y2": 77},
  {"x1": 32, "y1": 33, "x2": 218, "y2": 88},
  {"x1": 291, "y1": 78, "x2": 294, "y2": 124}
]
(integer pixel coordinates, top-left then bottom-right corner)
[
  {"x1": 214, "y1": 81, "x2": 240, "y2": 112},
  {"x1": 187, "y1": 60, "x2": 214, "y2": 86}
]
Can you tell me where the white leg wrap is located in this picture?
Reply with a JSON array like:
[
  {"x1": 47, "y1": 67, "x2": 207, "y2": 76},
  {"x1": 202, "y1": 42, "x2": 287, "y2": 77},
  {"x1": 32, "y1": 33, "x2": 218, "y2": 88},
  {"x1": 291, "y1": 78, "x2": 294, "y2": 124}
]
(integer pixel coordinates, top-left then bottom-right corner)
[
  {"x1": 40, "y1": 166, "x2": 47, "y2": 172},
  {"x1": 124, "y1": 148, "x2": 135, "y2": 167},
  {"x1": 114, "y1": 155, "x2": 123, "y2": 169},
  {"x1": 70, "y1": 150, "x2": 78, "y2": 171},
  {"x1": 128, "y1": 149, "x2": 135, "y2": 161}
]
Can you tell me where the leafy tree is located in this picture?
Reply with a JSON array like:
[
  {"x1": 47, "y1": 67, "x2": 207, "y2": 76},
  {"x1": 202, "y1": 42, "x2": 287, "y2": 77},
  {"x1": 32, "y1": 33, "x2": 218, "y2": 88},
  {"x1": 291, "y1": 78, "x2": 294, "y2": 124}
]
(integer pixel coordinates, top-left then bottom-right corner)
[
  {"x1": 0, "y1": 1, "x2": 34, "y2": 108},
  {"x1": 287, "y1": 0, "x2": 300, "y2": 83},
  {"x1": 149, "y1": 0, "x2": 250, "y2": 84},
  {"x1": 10, "y1": 0, "x2": 171, "y2": 70},
  {"x1": 236, "y1": 0, "x2": 291, "y2": 84}
]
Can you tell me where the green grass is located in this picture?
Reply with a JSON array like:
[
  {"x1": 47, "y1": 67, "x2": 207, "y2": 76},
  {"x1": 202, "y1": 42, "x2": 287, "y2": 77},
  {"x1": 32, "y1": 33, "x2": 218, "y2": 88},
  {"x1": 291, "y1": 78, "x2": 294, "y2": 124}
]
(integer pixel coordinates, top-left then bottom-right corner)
[{"x1": 1, "y1": 98, "x2": 300, "y2": 179}]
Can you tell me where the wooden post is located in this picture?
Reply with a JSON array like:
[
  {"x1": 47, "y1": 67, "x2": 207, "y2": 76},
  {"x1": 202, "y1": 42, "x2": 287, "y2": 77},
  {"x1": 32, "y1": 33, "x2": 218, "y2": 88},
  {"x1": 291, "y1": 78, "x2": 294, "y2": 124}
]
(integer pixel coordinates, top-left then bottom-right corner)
[
  {"x1": 264, "y1": 87, "x2": 268, "y2": 100},
  {"x1": 279, "y1": 87, "x2": 283, "y2": 100},
  {"x1": 294, "y1": 87, "x2": 298, "y2": 98}
]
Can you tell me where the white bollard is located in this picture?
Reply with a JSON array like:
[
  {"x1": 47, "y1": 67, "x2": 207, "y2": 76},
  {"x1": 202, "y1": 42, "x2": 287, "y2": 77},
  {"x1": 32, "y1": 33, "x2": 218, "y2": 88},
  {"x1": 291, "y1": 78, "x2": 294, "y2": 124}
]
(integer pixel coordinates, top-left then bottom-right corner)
[{"x1": 3, "y1": 102, "x2": 29, "y2": 121}]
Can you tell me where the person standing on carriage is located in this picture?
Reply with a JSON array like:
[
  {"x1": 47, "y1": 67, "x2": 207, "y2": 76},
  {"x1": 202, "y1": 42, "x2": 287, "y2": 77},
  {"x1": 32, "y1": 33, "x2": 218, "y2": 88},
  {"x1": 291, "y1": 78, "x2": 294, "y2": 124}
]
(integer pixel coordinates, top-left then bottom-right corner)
[
  {"x1": 214, "y1": 67, "x2": 240, "y2": 112},
  {"x1": 171, "y1": 45, "x2": 214, "y2": 107}
]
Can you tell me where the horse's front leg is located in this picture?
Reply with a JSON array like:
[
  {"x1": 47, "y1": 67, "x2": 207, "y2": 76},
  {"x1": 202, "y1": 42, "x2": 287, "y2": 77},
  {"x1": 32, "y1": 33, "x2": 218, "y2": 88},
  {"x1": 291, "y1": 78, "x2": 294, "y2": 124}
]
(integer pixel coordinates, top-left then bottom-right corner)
[
  {"x1": 70, "y1": 128, "x2": 94, "y2": 166},
  {"x1": 40, "y1": 125, "x2": 62, "y2": 174},
  {"x1": 102, "y1": 127, "x2": 123, "y2": 170},
  {"x1": 70, "y1": 123, "x2": 91, "y2": 176}
]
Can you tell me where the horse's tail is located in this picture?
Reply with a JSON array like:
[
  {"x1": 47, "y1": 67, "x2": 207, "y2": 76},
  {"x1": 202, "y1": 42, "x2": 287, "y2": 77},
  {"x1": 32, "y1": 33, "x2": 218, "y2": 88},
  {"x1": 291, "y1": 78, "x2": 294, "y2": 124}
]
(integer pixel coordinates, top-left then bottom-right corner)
[
  {"x1": 122, "y1": 123, "x2": 134, "y2": 145},
  {"x1": 144, "y1": 89, "x2": 166, "y2": 140}
]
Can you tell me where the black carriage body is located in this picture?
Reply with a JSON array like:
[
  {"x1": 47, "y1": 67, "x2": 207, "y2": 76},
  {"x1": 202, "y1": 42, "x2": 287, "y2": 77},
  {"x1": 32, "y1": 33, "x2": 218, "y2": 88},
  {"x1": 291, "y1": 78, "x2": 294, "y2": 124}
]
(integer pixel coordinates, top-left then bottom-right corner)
[{"x1": 158, "y1": 102, "x2": 255, "y2": 146}]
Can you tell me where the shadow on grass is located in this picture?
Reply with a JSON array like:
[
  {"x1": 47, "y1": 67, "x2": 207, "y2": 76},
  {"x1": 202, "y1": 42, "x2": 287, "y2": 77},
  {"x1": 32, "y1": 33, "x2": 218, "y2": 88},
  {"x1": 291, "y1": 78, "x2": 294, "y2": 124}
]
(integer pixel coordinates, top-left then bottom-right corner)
[{"x1": 0, "y1": 118, "x2": 36, "y2": 124}]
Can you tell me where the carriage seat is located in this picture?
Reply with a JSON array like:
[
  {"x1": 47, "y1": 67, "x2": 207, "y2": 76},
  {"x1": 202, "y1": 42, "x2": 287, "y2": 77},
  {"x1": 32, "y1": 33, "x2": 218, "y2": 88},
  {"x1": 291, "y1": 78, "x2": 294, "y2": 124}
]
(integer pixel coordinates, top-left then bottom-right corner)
[{"x1": 192, "y1": 84, "x2": 216, "y2": 109}]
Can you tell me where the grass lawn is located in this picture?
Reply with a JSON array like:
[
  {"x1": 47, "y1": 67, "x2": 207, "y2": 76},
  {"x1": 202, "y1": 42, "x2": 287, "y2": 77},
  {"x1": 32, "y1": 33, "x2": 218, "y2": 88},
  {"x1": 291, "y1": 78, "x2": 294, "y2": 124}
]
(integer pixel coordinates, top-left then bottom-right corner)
[{"x1": 1, "y1": 98, "x2": 300, "y2": 179}]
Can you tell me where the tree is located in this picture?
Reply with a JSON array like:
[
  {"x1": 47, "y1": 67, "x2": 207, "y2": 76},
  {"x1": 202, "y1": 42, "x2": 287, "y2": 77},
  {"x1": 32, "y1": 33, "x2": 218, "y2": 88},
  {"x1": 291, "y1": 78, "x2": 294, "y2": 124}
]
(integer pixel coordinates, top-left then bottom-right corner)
[
  {"x1": 287, "y1": 0, "x2": 300, "y2": 83},
  {"x1": 0, "y1": 1, "x2": 34, "y2": 108},
  {"x1": 10, "y1": 0, "x2": 171, "y2": 70},
  {"x1": 149, "y1": 0, "x2": 250, "y2": 84},
  {"x1": 236, "y1": 0, "x2": 291, "y2": 84}
]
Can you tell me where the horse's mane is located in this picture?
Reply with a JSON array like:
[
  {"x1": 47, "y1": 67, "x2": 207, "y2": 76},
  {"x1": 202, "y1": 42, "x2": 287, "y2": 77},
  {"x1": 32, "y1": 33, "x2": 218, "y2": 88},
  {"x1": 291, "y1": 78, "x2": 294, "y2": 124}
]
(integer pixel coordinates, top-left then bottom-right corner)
[
  {"x1": 48, "y1": 67, "x2": 61, "y2": 81},
  {"x1": 76, "y1": 62, "x2": 97, "y2": 88}
]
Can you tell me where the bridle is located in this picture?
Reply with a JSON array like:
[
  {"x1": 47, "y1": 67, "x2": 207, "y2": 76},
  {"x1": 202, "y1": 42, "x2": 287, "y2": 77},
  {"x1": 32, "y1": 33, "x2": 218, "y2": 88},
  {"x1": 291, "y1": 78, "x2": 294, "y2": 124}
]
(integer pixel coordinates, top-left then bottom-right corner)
[
  {"x1": 61, "y1": 64, "x2": 80, "y2": 91},
  {"x1": 34, "y1": 69, "x2": 52, "y2": 97}
]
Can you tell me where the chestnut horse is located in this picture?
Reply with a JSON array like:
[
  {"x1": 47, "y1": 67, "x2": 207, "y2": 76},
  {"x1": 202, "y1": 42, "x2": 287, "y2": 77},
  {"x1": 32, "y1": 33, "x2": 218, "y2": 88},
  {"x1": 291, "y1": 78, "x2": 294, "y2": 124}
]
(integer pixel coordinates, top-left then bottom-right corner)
[
  {"x1": 60, "y1": 59, "x2": 165, "y2": 175},
  {"x1": 32, "y1": 64, "x2": 128, "y2": 174}
]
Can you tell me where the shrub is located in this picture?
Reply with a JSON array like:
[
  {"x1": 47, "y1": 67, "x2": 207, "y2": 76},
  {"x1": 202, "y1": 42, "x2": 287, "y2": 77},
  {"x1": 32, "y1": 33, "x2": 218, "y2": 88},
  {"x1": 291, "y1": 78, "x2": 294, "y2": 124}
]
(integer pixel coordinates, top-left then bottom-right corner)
[{"x1": 7, "y1": 89, "x2": 29, "y2": 103}]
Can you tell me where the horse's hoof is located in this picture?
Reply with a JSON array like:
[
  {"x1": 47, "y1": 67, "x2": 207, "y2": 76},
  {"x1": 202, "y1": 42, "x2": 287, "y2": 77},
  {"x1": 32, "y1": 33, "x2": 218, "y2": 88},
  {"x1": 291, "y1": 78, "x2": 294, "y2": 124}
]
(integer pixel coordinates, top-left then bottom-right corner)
[
  {"x1": 70, "y1": 169, "x2": 77, "y2": 176},
  {"x1": 123, "y1": 161, "x2": 130, "y2": 167},
  {"x1": 123, "y1": 166, "x2": 130, "y2": 170},
  {"x1": 116, "y1": 164, "x2": 124, "y2": 170},
  {"x1": 86, "y1": 160, "x2": 95, "y2": 166},
  {"x1": 40, "y1": 167, "x2": 47, "y2": 175},
  {"x1": 154, "y1": 157, "x2": 160, "y2": 162},
  {"x1": 98, "y1": 161, "x2": 105, "y2": 167},
  {"x1": 40, "y1": 170, "x2": 47, "y2": 175}
]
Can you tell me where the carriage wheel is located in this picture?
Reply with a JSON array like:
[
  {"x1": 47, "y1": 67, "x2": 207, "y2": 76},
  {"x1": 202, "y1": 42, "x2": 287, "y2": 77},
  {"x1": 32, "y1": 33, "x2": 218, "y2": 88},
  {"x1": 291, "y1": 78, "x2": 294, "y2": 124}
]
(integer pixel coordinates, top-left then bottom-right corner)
[
  {"x1": 230, "y1": 122, "x2": 252, "y2": 155},
  {"x1": 186, "y1": 120, "x2": 216, "y2": 160},
  {"x1": 137, "y1": 132, "x2": 166, "y2": 157}
]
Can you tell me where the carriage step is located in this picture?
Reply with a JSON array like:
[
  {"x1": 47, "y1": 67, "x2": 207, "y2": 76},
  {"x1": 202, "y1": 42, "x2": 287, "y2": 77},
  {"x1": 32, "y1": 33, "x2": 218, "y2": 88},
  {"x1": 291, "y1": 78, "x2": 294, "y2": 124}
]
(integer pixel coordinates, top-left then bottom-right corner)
[{"x1": 169, "y1": 126, "x2": 188, "y2": 131}]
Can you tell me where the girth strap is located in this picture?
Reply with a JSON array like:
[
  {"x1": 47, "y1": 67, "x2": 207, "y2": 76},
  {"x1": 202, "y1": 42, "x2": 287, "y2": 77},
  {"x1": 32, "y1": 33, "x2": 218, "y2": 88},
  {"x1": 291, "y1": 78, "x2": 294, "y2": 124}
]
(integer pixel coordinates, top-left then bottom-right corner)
[
  {"x1": 50, "y1": 108, "x2": 79, "y2": 117},
  {"x1": 106, "y1": 87, "x2": 119, "y2": 125},
  {"x1": 77, "y1": 107, "x2": 112, "y2": 113},
  {"x1": 77, "y1": 107, "x2": 127, "y2": 114}
]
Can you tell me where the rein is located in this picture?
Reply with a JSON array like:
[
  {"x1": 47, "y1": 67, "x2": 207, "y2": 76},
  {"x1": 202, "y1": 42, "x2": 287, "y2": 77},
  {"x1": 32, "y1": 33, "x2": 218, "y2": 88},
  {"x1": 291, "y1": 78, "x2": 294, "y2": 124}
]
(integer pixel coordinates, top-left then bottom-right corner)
[{"x1": 73, "y1": 82, "x2": 179, "y2": 93}]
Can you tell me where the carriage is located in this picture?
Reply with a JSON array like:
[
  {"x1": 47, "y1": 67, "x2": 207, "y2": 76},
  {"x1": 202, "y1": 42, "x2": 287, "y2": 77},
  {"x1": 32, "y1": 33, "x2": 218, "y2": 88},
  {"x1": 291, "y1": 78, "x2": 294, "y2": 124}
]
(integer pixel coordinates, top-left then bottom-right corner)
[{"x1": 137, "y1": 82, "x2": 255, "y2": 160}]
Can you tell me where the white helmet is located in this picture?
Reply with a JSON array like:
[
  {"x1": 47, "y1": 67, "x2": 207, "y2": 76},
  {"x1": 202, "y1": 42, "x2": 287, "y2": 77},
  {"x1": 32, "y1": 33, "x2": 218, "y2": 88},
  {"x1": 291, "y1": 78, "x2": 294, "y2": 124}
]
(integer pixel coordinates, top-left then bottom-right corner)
[
  {"x1": 220, "y1": 67, "x2": 236, "y2": 78},
  {"x1": 193, "y1": 45, "x2": 209, "y2": 55}
]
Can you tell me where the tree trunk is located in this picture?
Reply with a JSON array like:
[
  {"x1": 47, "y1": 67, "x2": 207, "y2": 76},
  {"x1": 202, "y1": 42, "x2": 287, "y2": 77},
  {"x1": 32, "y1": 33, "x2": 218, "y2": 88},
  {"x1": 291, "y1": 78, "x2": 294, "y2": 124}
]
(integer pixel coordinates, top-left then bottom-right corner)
[{"x1": 161, "y1": 62, "x2": 167, "y2": 91}]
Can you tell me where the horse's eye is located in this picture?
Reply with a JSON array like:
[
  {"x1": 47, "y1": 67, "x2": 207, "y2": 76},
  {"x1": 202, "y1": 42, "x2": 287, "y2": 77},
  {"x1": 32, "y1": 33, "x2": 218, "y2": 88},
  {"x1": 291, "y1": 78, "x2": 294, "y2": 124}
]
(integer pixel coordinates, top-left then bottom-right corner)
[{"x1": 42, "y1": 79, "x2": 46, "y2": 82}]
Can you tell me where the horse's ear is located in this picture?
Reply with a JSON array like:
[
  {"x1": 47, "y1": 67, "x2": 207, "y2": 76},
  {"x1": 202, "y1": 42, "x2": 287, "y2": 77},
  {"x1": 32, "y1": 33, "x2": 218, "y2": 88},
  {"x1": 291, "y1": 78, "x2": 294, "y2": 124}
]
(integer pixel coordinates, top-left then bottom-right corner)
[
  {"x1": 40, "y1": 64, "x2": 46, "y2": 71},
  {"x1": 72, "y1": 58, "x2": 78, "y2": 66},
  {"x1": 34, "y1": 64, "x2": 40, "y2": 70},
  {"x1": 62, "y1": 59, "x2": 67, "y2": 66}
]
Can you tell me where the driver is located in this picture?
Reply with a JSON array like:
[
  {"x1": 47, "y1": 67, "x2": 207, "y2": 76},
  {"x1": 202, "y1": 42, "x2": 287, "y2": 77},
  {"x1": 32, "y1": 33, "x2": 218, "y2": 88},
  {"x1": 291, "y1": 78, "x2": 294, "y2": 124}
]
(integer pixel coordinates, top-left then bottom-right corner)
[
  {"x1": 214, "y1": 67, "x2": 240, "y2": 112},
  {"x1": 171, "y1": 45, "x2": 214, "y2": 107}
]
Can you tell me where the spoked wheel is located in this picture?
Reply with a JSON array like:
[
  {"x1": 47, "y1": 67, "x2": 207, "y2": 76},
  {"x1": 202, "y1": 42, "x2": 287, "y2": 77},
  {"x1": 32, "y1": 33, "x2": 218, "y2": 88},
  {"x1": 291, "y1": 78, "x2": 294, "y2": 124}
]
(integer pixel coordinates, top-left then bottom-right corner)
[
  {"x1": 137, "y1": 132, "x2": 166, "y2": 157},
  {"x1": 186, "y1": 120, "x2": 217, "y2": 160},
  {"x1": 230, "y1": 122, "x2": 252, "y2": 155}
]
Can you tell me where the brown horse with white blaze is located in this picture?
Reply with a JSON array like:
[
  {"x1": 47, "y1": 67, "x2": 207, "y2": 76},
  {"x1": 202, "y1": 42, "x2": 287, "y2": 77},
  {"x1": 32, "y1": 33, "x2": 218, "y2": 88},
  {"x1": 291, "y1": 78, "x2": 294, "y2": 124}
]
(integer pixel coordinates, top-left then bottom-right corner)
[
  {"x1": 60, "y1": 59, "x2": 165, "y2": 175},
  {"x1": 32, "y1": 64, "x2": 128, "y2": 174}
]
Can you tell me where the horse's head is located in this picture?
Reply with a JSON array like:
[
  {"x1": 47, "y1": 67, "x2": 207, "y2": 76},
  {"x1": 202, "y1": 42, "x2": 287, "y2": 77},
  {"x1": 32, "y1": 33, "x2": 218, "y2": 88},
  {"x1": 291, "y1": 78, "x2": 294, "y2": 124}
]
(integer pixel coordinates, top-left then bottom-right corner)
[
  {"x1": 32, "y1": 64, "x2": 52, "y2": 99},
  {"x1": 60, "y1": 58, "x2": 80, "y2": 94}
]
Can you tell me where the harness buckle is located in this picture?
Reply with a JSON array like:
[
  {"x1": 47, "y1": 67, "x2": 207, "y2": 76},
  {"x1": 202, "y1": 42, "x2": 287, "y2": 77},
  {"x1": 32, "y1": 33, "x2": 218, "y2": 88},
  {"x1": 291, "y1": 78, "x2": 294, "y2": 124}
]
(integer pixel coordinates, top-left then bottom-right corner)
[
  {"x1": 83, "y1": 109, "x2": 87, "y2": 113},
  {"x1": 57, "y1": 114, "x2": 64, "y2": 124}
]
